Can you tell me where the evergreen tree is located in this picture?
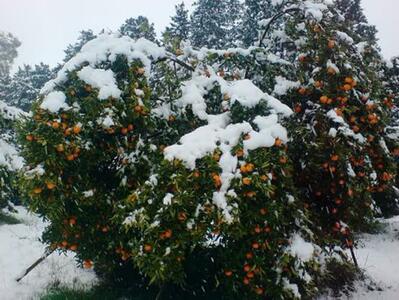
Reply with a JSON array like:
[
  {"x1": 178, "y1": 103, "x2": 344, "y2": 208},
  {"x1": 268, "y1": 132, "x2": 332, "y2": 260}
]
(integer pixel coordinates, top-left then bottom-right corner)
[
  {"x1": 336, "y1": 0, "x2": 378, "y2": 43},
  {"x1": 0, "y1": 31, "x2": 21, "y2": 77},
  {"x1": 6, "y1": 63, "x2": 53, "y2": 111},
  {"x1": 163, "y1": 2, "x2": 191, "y2": 51},
  {"x1": 63, "y1": 30, "x2": 96, "y2": 63},
  {"x1": 119, "y1": 16, "x2": 157, "y2": 42},
  {"x1": 240, "y1": 0, "x2": 273, "y2": 47},
  {"x1": 190, "y1": 0, "x2": 240, "y2": 49}
]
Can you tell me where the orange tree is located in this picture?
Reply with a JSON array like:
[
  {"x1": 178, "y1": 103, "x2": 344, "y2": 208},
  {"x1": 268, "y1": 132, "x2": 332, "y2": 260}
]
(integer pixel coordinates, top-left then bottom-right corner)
[
  {"x1": 18, "y1": 35, "x2": 164, "y2": 288},
  {"x1": 257, "y1": 0, "x2": 398, "y2": 247},
  {"x1": 19, "y1": 33, "x2": 321, "y2": 299}
]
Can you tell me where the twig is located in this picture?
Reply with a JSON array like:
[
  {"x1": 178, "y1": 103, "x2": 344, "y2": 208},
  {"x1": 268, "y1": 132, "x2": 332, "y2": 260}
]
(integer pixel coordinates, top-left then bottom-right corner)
[
  {"x1": 346, "y1": 239, "x2": 359, "y2": 268},
  {"x1": 259, "y1": 8, "x2": 301, "y2": 47},
  {"x1": 16, "y1": 248, "x2": 54, "y2": 282}
]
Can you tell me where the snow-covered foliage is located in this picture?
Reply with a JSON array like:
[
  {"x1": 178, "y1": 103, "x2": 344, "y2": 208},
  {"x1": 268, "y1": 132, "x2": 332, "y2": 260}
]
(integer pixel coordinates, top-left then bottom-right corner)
[{"x1": 16, "y1": 0, "x2": 399, "y2": 299}]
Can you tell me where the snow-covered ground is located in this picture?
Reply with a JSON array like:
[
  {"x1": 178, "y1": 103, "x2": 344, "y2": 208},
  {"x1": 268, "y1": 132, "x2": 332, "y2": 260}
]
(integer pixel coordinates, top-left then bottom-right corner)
[
  {"x1": 348, "y1": 216, "x2": 399, "y2": 299},
  {"x1": 1, "y1": 207, "x2": 399, "y2": 299},
  {"x1": 0, "y1": 207, "x2": 96, "y2": 300}
]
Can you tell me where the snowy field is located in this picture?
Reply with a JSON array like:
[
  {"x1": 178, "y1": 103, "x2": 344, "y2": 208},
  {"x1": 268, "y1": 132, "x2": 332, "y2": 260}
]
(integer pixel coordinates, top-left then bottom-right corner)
[
  {"x1": 0, "y1": 207, "x2": 96, "y2": 300},
  {"x1": 1, "y1": 207, "x2": 399, "y2": 300}
]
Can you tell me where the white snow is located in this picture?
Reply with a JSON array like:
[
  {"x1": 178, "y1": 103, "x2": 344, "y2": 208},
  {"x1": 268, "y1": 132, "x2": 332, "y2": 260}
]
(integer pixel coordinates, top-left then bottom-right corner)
[
  {"x1": 41, "y1": 34, "x2": 166, "y2": 95},
  {"x1": 0, "y1": 101, "x2": 26, "y2": 121},
  {"x1": 273, "y1": 76, "x2": 301, "y2": 96},
  {"x1": 0, "y1": 207, "x2": 96, "y2": 300},
  {"x1": 288, "y1": 234, "x2": 315, "y2": 262},
  {"x1": 77, "y1": 66, "x2": 121, "y2": 100},
  {"x1": 40, "y1": 91, "x2": 70, "y2": 113},
  {"x1": 320, "y1": 216, "x2": 399, "y2": 299},
  {"x1": 0, "y1": 139, "x2": 24, "y2": 171}
]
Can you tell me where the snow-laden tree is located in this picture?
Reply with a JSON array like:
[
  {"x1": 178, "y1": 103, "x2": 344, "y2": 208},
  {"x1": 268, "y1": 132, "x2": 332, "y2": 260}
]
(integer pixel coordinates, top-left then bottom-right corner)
[
  {"x1": 190, "y1": 0, "x2": 241, "y2": 49},
  {"x1": 0, "y1": 31, "x2": 21, "y2": 77},
  {"x1": 63, "y1": 30, "x2": 96, "y2": 63},
  {"x1": 163, "y1": 2, "x2": 191, "y2": 51},
  {"x1": 5, "y1": 63, "x2": 54, "y2": 111},
  {"x1": 19, "y1": 32, "x2": 320, "y2": 299},
  {"x1": 17, "y1": 0, "x2": 399, "y2": 298},
  {"x1": 239, "y1": 0, "x2": 274, "y2": 47},
  {"x1": 0, "y1": 101, "x2": 25, "y2": 208},
  {"x1": 119, "y1": 16, "x2": 157, "y2": 43}
]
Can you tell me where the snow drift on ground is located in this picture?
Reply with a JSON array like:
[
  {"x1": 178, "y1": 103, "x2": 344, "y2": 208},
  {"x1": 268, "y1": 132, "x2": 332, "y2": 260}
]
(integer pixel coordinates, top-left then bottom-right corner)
[{"x1": 0, "y1": 207, "x2": 96, "y2": 300}]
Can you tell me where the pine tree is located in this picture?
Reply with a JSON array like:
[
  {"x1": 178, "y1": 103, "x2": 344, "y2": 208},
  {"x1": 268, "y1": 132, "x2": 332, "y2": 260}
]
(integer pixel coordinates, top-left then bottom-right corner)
[
  {"x1": 163, "y1": 2, "x2": 191, "y2": 51},
  {"x1": 336, "y1": 0, "x2": 378, "y2": 43},
  {"x1": 6, "y1": 63, "x2": 53, "y2": 111},
  {"x1": 190, "y1": 0, "x2": 240, "y2": 49},
  {"x1": 63, "y1": 30, "x2": 96, "y2": 63},
  {"x1": 0, "y1": 31, "x2": 21, "y2": 77},
  {"x1": 240, "y1": 0, "x2": 273, "y2": 47},
  {"x1": 0, "y1": 101, "x2": 25, "y2": 208},
  {"x1": 119, "y1": 16, "x2": 157, "y2": 42}
]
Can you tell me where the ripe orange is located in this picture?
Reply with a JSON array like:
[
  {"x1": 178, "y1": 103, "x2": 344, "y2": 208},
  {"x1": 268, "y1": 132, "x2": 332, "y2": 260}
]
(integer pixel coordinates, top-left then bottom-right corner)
[
  {"x1": 243, "y1": 264, "x2": 251, "y2": 272},
  {"x1": 134, "y1": 105, "x2": 143, "y2": 113},
  {"x1": 127, "y1": 124, "x2": 134, "y2": 131},
  {"x1": 330, "y1": 154, "x2": 339, "y2": 161},
  {"x1": 224, "y1": 270, "x2": 233, "y2": 277},
  {"x1": 46, "y1": 182, "x2": 56, "y2": 190},
  {"x1": 83, "y1": 260, "x2": 93, "y2": 269},
  {"x1": 144, "y1": 244, "x2": 153, "y2": 253},
  {"x1": 328, "y1": 39, "x2": 336, "y2": 49},
  {"x1": 33, "y1": 187, "x2": 42, "y2": 194},
  {"x1": 26, "y1": 135, "x2": 34, "y2": 141},
  {"x1": 164, "y1": 229, "x2": 173, "y2": 238},
  {"x1": 52, "y1": 121, "x2": 60, "y2": 129},
  {"x1": 69, "y1": 244, "x2": 78, "y2": 251},
  {"x1": 274, "y1": 138, "x2": 283, "y2": 147},
  {"x1": 73, "y1": 125, "x2": 81, "y2": 134},
  {"x1": 242, "y1": 177, "x2": 252, "y2": 185},
  {"x1": 320, "y1": 96, "x2": 328, "y2": 104},
  {"x1": 255, "y1": 287, "x2": 264, "y2": 295},
  {"x1": 343, "y1": 84, "x2": 352, "y2": 91},
  {"x1": 298, "y1": 87, "x2": 306, "y2": 95},
  {"x1": 121, "y1": 128, "x2": 128, "y2": 135}
]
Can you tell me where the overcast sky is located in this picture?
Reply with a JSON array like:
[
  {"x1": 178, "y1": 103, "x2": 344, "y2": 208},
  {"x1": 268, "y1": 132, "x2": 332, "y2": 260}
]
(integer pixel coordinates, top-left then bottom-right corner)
[{"x1": 0, "y1": 0, "x2": 397, "y2": 70}]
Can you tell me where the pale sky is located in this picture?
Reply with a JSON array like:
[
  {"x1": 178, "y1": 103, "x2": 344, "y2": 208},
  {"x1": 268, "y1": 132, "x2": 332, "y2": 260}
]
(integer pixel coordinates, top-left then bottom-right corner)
[{"x1": 0, "y1": 0, "x2": 397, "y2": 70}]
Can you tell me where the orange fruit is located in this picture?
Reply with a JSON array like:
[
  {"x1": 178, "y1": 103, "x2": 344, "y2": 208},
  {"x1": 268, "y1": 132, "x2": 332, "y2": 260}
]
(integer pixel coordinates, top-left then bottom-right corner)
[
  {"x1": 298, "y1": 87, "x2": 306, "y2": 95},
  {"x1": 144, "y1": 244, "x2": 153, "y2": 253},
  {"x1": 33, "y1": 187, "x2": 42, "y2": 194},
  {"x1": 83, "y1": 260, "x2": 93, "y2": 269},
  {"x1": 52, "y1": 121, "x2": 60, "y2": 129},
  {"x1": 26, "y1": 135, "x2": 34, "y2": 141},
  {"x1": 243, "y1": 264, "x2": 251, "y2": 272},
  {"x1": 274, "y1": 138, "x2": 282, "y2": 147},
  {"x1": 320, "y1": 96, "x2": 328, "y2": 104},
  {"x1": 69, "y1": 244, "x2": 78, "y2": 251},
  {"x1": 46, "y1": 182, "x2": 56, "y2": 190},
  {"x1": 328, "y1": 39, "x2": 336, "y2": 49},
  {"x1": 121, "y1": 128, "x2": 128, "y2": 135},
  {"x1": 224, "y1": 270, "x2": 233, "y2": 277},
  {"x1": 242, "y1": 177, "x2": 252, "y2": 185},
  {"x1": 73, "y1": 125, "x2": 81, "y2": 134}
]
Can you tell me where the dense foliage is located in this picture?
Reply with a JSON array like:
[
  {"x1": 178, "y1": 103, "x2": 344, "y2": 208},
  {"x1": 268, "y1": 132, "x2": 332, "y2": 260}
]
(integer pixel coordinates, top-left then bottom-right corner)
[{"x1": 12, "y1": 0, "x2": 399, "y2": 299}]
